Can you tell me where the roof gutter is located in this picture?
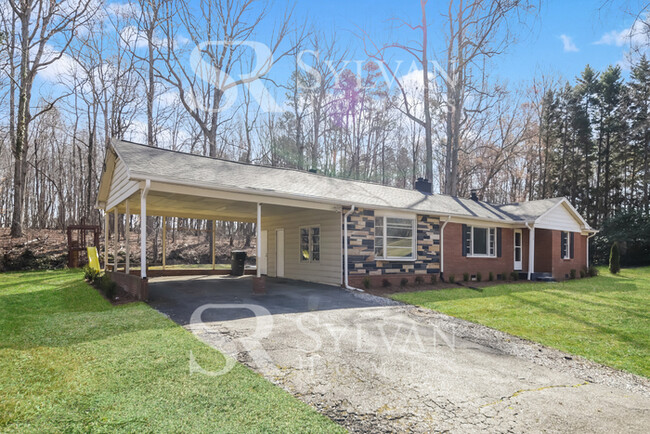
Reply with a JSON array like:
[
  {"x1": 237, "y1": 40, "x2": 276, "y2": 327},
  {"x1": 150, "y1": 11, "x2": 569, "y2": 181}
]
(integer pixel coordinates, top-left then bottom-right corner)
[{"x1": 343, "y1": 205, "x2": 363, "y2": 292}]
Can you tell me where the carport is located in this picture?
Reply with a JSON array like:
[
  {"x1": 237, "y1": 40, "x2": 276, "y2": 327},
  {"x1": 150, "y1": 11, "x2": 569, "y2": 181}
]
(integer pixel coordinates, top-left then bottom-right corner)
[{"x1": 96, "y1": 139, "x2": 343, "y2": 300}]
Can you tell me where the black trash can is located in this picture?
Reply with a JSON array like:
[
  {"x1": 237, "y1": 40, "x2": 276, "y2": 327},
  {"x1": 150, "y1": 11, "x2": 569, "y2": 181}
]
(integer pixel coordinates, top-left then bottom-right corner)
[{"x1": 230, "y1": 250, "x2": 247, "y2": 276}]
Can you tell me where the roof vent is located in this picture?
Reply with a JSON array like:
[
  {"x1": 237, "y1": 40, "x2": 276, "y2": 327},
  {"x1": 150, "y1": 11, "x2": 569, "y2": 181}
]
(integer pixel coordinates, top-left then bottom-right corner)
[
  {"x1": 470, "y1": 189, "x2": 479, "y2": 201},
  {"x1": 415, "y1": 178, "x2": 432, "y2": 194}
]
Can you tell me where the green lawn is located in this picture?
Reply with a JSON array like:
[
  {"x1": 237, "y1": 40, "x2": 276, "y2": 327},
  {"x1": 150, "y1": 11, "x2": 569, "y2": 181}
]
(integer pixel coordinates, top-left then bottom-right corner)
[
  {"x1": 392, "y1": 267, "x2": 650, "y2": 378},
  {"x1": 0, "y1": 269, "x2": 342, "y2": 433}
]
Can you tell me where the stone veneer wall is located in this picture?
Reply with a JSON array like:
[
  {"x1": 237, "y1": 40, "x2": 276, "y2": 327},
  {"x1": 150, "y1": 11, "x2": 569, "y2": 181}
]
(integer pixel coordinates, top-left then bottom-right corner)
[{"x1": 344, "y1": 207, "x2": 440, "y2": 286}]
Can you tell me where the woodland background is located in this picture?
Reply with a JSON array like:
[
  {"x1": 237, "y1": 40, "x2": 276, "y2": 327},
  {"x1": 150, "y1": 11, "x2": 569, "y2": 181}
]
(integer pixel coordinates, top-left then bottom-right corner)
[{"x1": 1, "y1": 0, "x2": 649, "y2": 268}]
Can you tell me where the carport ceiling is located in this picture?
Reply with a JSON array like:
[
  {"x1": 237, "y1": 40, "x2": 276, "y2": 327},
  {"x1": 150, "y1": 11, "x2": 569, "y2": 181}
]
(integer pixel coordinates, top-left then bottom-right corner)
[{"x1": 115, "y1": 193, "x2": 331, "y2": 222}]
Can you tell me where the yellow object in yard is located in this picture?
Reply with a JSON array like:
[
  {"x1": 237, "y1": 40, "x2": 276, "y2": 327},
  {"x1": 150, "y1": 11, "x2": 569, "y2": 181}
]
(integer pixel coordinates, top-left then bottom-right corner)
[{"x1": 87, "y1": 247, "x2": 101, "y2": 272}]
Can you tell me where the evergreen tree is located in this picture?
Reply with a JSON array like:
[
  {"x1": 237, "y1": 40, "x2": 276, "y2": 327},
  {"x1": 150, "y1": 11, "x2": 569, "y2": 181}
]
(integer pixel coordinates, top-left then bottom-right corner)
[{"x1": 609, "y1": 242, "x2": 621, "y2": 274}]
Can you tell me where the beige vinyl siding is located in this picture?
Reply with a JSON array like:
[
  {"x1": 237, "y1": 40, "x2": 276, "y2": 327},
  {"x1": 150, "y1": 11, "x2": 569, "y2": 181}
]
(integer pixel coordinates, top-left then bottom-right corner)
[
  {"x1": 536, "y1": 203, "x2": 582, "y2": 232},
  {"x1": 262, "y1": 208, "x2": 342, "y2": 286},
  {"x1": 106, "y1": 158, "x2": 138, "y2": 210}
]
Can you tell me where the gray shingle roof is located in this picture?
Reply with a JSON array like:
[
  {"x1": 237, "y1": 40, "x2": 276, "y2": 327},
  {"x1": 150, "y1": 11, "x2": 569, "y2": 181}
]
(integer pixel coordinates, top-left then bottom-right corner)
[{"x1": 113, "y1": 139, "x2": 567, "y2": 223}]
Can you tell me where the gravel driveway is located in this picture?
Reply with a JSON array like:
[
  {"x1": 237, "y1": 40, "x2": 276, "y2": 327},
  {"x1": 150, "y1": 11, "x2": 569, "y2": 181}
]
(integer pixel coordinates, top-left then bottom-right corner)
[{"x1": 150, "y1": 276, "x2": 650, "y2": 433}]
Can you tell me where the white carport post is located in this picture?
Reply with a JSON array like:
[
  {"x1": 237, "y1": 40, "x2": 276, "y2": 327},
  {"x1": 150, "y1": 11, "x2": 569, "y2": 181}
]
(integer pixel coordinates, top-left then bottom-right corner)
[
  {"x1": 104, "y1": 211, "x2": 109, "y2": 270},
  {"x1": 125, "y1": 201, "x2": 130, "y2": 274},
  {"x1": 113, "y1": 208, "x2": 119, "y2": 271},
  {"x1": 162, "y1": 216, "x2": 166, "y2": 271},
  {"x1": 140, "y1": 180, "x2": 150, "y2": 279},
  {"x1": 526, "y1": 222, "x2": 535, "y2": 280},
  {"x1": 256, "y1": 203, "x2": 262, "y2": 278},
  {"x1": 212, "y1": 220, "x2": 216, "y2": 270}
]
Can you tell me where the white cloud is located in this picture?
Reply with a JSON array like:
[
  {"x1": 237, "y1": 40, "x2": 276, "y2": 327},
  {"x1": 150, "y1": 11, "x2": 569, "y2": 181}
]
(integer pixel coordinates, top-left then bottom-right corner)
[
  {"x1": 560, "y1": 34, "x2": 579, "y2": 52},
  {"x1": 595, "y1": 16, "x2": 650, "y2": 48}
]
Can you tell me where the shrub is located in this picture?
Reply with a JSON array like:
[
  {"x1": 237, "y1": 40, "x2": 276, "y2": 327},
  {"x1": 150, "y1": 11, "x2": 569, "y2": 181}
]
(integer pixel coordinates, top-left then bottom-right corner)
[
  {"x1": 83, "y1": 265, "x2": 99, "y2": 282},
  {"x1": 400, "y1": 277, "x2": 409, "y2": 287},
  {"x1": 382, "y1": 278, "x2": 391, "y2": 287},
  {"x1": 98, "y1": 274, "x2": 117, "y2": 299},
  {"x1": 588, "y1": 266, "x2": 599, "y2": 277},
  {"x1": 609, "y1": 242, "x2": 621, "y2": 274},
  {"x1": 570, "y1": 269, "x2": 577, "y2": 279},
  {"x1": 463, "y1": 272, "x2": 469, "y2": 282},
  {"x1": 580, "y1": 269, "x2": 586, "y2": 278},
  {"x1": 430, "y1": 274, "x2": 437, "y2": 285},
  {"x1": 362, "y1": 276, "x2": 371, "y2": 289},
  {"x1": 510, "y1": 271, "x2": 519, "y2": 281},
  {"x1": 414, "y1": 275, "x2": 425, "y2": 285},
  {"x1": 488, "y1": 272, "x2": 494, "y2": 282},
  {"x1": 448, "y1": 274, "x2": 455, "y2": 284},
  {"x1": 502, "y1": 271, "x2": 509, "y2": 281}
]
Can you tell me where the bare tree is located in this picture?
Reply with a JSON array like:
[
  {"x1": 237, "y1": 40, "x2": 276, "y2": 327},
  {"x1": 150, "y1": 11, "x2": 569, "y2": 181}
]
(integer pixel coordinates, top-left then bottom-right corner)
[
  {"x1": 158, "y1": 0, "x2": 300, "y2": 157},
  {"x1": 3, "y1": 0, "x2": 95, "y2": 237}
]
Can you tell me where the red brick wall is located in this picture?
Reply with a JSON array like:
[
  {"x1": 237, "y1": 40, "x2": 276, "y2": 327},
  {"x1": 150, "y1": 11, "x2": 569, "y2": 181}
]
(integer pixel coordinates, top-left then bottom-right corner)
[
  {"x1": 549, "y1": 230, "x2": 588, "y2": 280},
  {"x1": 442, "y1": 223, "x2": 529, "y2": 280},
  {"x1": 534, "y1": 229, "x2": 553, "y2": 273}
]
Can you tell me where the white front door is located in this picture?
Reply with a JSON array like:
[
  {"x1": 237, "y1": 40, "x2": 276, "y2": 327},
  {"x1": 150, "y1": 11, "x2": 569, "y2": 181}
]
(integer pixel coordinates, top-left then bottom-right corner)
[
  {"x1": 276, "y1": 228, "x2": 285, "y2": 277},
  {"x1": 514, "y1": 229, "x2": 523, "y2": 271},
  {"x1": 260, "y1": 230, "x2": 268, "y2": 275}
]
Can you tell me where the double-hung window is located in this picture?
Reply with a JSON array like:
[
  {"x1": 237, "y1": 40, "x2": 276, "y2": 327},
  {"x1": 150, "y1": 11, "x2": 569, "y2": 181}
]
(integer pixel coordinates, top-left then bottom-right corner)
[
  {"x1": 300, "y1": 226, "x2": 320, "y2": 262},
  {"x1": 561, "y1": 231, "x2": 571, "y2": 259},
  {"x1": 374, "y1": 215, "x2": 416, "y2": 260},
  {"x1": 467, "y1": 226, "x2": 497, "y2": 257}
]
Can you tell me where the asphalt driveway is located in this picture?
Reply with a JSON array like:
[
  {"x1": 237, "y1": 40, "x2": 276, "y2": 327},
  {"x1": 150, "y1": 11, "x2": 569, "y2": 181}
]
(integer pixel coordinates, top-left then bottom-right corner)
[{"x1": 149, "y1": 276, "x2": 650, "y2": 433}]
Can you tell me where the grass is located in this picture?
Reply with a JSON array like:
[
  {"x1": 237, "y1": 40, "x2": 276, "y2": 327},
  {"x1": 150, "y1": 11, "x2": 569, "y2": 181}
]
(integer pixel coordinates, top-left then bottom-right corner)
[
  {"x1": 0, "y1": 269, "x2": 343, "y2": 433},
  {"x1": 391, "y1": 267, "x2": 650, "y2": 378}
]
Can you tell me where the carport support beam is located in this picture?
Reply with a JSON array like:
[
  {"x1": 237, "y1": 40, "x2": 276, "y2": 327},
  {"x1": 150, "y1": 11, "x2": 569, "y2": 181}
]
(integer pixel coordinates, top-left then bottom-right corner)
[
  {"x1": 140, "y1": 180, "x2": 150, "y2": 279},
  {"x1": 257, "y1": 203, "x2": 261, "y2": 278},
  {"x1": 114, "y1": 208, "x2": 119, "y2": 271},
  {"x1": 212, "y1": 220, "x2": 216, "y2": 270},
  {"x1": 125, "y1": 201, "x2": 130, "y2": 274},
  {"x1": 162, "y1": 216, "x2": 166, "y2": 271},
  {"x1": 104, "y1": 211, "x2": 109, "y2": 270}
]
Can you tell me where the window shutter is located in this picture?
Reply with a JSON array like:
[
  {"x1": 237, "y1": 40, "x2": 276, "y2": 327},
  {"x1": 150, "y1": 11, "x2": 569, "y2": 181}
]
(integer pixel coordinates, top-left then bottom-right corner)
[
  {"x1": 462, "y1": 224, "x2": 468, "y2": 256},
  {"x1": 497, "y1": 228, "x2": 502, "y2": 257},
  {"x1": 570, "y1": 232, "x2": 575, "y2": 259},
  {"x1": 560, "y1": 232, "x2": 566, "y2": 258}
]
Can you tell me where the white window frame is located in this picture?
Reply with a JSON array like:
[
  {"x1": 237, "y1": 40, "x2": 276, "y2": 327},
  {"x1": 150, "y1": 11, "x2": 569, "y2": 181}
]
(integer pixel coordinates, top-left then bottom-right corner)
[
  {"x1": 468, "y1": 226, "x2": 497, "y2": 258},
  {"x1": 374, "y1": 214, "x2": 417, "y2": 261},
  {"x1": 299, "y1": 225, "x2": 321, "y2": 263},
  {"x1": 561, "y1": 231, "x2": 571, "y2": 260}
]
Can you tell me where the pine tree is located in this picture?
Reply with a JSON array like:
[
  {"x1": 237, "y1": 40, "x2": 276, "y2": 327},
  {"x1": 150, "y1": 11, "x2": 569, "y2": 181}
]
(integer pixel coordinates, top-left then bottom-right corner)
[
  {"x1": 609, "y1": 242, "x2": 621, "y2": 274},
  {"x1": 628, "y1": 55, "x2": 650, "y2": 214}
]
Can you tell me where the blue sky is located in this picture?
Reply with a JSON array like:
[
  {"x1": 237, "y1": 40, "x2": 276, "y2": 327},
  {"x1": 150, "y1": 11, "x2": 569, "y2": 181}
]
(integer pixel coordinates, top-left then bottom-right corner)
[{"x1": 281, "y1": 0, "x2": 643, "y2": 85}]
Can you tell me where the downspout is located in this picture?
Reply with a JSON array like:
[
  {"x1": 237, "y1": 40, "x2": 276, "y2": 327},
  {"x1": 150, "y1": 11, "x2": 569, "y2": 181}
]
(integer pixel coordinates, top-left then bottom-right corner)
[
  {"x1": 525, "y1": 221, "x2": 535, "y2": 281},
  {"x1": 343, "y1": 205, "x2": 362, "y2": 291},
  {"x1": 586, "y1": 231, "x2": 597, "y2": 269},
  {"x1": 440, "y1": 215, "x2": 452, "y2": 280}
]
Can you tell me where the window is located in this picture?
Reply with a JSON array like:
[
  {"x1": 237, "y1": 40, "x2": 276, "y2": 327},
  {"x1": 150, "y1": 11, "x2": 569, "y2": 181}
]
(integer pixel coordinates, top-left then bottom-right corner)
[
  {"x1": 561, "y1": 231, "x2": 570, "y2": 259},
  {"x1": 374, "y1": 215, "x2": 416, "y2": 260},
  {"x1": 468, "y1": 226, "x2": 497, "y2": 257},
  {"x1": 300, "y1": 226, "x2": 320, "y2": 262}
]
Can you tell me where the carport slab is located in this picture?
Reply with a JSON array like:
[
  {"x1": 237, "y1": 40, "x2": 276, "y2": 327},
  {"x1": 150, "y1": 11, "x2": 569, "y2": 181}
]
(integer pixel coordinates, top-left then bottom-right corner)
[{"x1": 149, "y1": 276, "x2": 650, "y2": 433}]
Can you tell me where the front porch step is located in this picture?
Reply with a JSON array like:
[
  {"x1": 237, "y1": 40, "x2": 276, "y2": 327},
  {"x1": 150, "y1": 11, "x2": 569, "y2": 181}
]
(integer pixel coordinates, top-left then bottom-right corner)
[{"x1": 531, "y1": 272, "x2": 555, "y2": 282}]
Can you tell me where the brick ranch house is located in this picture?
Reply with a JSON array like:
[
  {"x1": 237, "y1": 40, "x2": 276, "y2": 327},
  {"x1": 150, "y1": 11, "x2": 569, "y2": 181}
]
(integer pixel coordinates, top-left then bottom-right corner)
[{"x1": 97, "y1": 140, "x2": 597, "y2": 297}]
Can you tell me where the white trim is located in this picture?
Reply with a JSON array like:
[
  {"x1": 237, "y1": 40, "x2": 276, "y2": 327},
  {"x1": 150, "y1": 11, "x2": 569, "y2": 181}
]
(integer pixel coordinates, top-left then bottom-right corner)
[{"x1": 373, "y1": 215, "x2": 417, "y2": 261}]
